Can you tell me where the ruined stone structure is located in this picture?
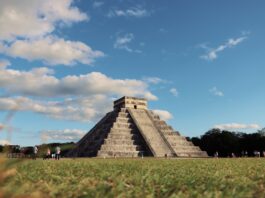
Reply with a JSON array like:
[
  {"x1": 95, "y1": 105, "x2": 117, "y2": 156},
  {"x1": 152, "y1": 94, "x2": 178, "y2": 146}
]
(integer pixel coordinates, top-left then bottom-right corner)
[{"x1": 68, "y1": 96, "x2": 208, "y2": 157}]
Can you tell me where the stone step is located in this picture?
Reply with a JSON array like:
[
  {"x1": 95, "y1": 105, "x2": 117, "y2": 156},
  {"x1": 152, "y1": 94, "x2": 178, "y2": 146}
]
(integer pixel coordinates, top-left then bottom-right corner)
[
  {"x1": 172, "y1": 146, "x2": 201, "y2": 151},
  {"x1": 117, "y1": 112, "x2": 129, "y2": 118},
  {"x1": 169, "y1": 141, "x2": 193, "y2": 146},
  {"x1": 176, "y1": 151, "x2": 208, "y2": 157},
  {"x1": 107, "y1": 133, "x2": 140, "y2": 139},
  {"x1": 149, "y1": 111, "x2": 160, "y2": 120},
  {"x1": 115, "y1": 117, "x2": 131, "y2": 123},
  {"x1": 110, "y1": 128, "x2": 135, "y2": 134},
  {"x1": 165, "y1": 135, "x2": 187, "y2": 140},
  {"x1": 112, "y1": 122, "x2": 134, "y2": 129},
  {"x1": 104, "y1": 139, "x2": 140, "y2": 145},
  {"x1": 97, "y1": 150, "x2": 141, "y2": 157},
  {"x1": 160, "y1": 130, "x2": 181, "y2": 135},
  {"x1": 159, "y1": 127, "x2": 174, "y2": 133},
  {"x1": 100, "y1": 144, "x2": 142, "y2": 151},
  {"x1": 156, "y1": 125, "x2": 174, "y2": 130},
  {"x1": 154, "y1": 120, "x2": 167, "y2": 125},
  {"x1": 119, "y1": 108, "x2": 128, "y2": 113},
  {"x1": 161, "y1": 131, "x2": 177, "y2": 135}
]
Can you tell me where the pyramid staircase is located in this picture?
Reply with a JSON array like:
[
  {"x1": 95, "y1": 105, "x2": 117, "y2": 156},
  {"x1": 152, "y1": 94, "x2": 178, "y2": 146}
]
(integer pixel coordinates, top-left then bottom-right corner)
[
  {"x1": 97, "y1": 108, "x2": 152, "y2": 157},
  {"x1": 147, "y1": 111, "x2": 208, "y2": 157},
  {"x1": 68, "y1": 108, "x2": 152, "y2": 157},
  {"x1": 68, "y1": 96, "x2": 208, "y2": 158}
]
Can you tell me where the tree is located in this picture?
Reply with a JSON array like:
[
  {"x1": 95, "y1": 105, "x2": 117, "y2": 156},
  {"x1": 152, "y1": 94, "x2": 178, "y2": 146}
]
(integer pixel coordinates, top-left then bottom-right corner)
[{"x1": 191, "y1": 128, "x2": 265, "y2": 157}]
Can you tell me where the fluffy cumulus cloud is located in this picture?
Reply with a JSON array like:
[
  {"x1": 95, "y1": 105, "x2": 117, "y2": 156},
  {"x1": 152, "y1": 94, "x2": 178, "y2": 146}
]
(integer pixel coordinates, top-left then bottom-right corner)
[
  {"x1": 0, "y1": 0, "x2": 104, "y2": 66},
  {"x1": 0, "y1": 0, "x2": 88, "y2": 41},
  {"x1": 0, "y1": 66, "x2": 157, "y2": 99},
  {"x1": 0, "y1": 95, "x2": 112, "y2": 122},
  {"x1": 0, "y1": 65, "x2": 158, "y2": 122},
  {"x1": 200, "y1": 35, "x2": 247, "y2": 61},
  {"x1": 3, "y1": 36, "x2": 104, "y2": 65},
  {"x1": 214, "y1": 123, "x2": 261, "y2": 130},
  {"x1": 152, "y1": 109, "x2": 173, "y2": 121},
  {"x1": 108, "y1": 7, "x2": 150, "y2": 18},
  {"x1": 40, "y1": 129, "x2": 86, "y2": 142},
  {"x1": 209, "y1": 87, "x2": 224, "y2": 97},
  {"x1": 0, "y1": 1, "x2": 160, "y2": 129}
]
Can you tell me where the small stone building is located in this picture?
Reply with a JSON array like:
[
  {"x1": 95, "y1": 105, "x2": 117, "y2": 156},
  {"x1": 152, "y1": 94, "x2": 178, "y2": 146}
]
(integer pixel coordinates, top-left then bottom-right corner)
[{"x1": 68, "y1": 96, "x2": 207, "y2": 157}]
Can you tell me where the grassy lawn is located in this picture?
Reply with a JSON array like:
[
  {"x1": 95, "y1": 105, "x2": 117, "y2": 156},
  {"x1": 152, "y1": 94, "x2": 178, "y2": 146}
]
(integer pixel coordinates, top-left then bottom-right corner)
[{"x1": 1, "y1": 157, "x2": 265, "y2": 198}]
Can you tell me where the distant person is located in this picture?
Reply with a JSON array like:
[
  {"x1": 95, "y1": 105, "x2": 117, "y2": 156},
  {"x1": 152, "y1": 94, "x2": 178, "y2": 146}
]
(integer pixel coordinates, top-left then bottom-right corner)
[
  {"x1": 55, "y1": 146, "x2": 61, "y2": 160},
  {"x1": 214, "y1": 151, "x2": 219, "y2": 158},
  {"x1": 33, "y1": 146, "x2": 38, "y2": 160},
  {"x1": 43, "y1": 148, "x2": 51, "y2": 160},
  {"x1": 245, "y1": 151, "x2": 248, "y2": 157},
  {"x1": 254, "y1": 151, "x2": 260, "y2": 157}
]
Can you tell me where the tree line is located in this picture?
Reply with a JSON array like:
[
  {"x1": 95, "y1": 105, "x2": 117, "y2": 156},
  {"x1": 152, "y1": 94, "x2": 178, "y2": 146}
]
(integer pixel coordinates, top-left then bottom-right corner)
[
  {"x1": 0, "y1": 142, "x2": 75, "y2": 157},
  {"x1": 188, "y1": 128, "x2": 265, "y2": 157}
]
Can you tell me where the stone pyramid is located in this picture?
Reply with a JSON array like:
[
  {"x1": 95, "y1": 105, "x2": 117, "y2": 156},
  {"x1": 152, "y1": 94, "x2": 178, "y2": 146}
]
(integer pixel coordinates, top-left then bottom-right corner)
[{"x1": 68, "y1": 96, "x2": 208, "y2": 158}]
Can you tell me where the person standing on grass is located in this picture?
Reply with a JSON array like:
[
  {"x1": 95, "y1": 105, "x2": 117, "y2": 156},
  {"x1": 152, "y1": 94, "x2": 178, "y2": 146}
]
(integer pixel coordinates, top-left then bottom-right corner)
[
  {"x1": 214, "y1": 151, "x2": 219, "y2": 158},
  {"x1": 43, "y1": 148, "x2": 51, "y2": 160},
  {"x1": 55, "y1": 146, "x2": 61, "y2": 160},
  {"x1": 33, "y1": 145, "x2": 38, "y2": 160}
]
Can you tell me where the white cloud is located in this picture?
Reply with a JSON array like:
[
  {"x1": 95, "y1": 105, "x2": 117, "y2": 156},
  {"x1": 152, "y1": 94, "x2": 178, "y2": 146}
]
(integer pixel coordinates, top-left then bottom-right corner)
[
  {"x1": 0, "y1": 59, "x2": 10, "y2": 69},
  {"x1": 40, "y1": 129, "x2": 86, "y2": 142},
  {"x1": 3, "y1": 36, "x2": 104, "y2": 66},
  {"x1": 114, "y1": 33, "x2": 141, "y2": 53},
  {"x1": 0, "y1": 64, "x2": 158, "y2": 122},
  {"x1": 0, "y1": 139, "x2": 10, "y2": 145},
  {"x1": 0, "y1": 0, "x2": 88, "y2": 41},
  {"x1": 200, "y1": 35, "x2": 247, "y2": 61},
  {"x1": 143, "y1": 77, "x2": 168, "y2": 85},
  {"x1": 170, "y1": 88, "x2": 178, "y2": 97},
  {"x1": 0, "y1": 93, "x2": 156, "y2": 122},
  {"x1": 0, "y1": 1, "x2": 104, "y2": 66},
  {"x1": 108, "y1": 7, "x2": 149, "y2": 18},
  {"x1": 0, "y1": 66, "x2": 156, "y2": 100},
  {"x1": 214, "y1": 123, "x2": 261, "y2": 130},
  {"x1": 0, "y1": 95, "x2": 112, "y2": 122},
  {"x1": 93, "y1": 1, "x2": 104, "y2": 8},
  {"x1": 152, "y1": 109, "x2": 173, "y2": 121},
  {"x1": 209, "y1": 87, "x2": 224, "y2": 97}
]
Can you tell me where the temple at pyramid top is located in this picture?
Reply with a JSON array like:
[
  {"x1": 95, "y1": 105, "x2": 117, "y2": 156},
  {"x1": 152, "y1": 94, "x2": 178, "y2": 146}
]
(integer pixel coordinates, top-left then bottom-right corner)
[
  {"x1": 68, "y1": 96, "x2": 208, "y2": 158},
  {"x1": 114, "y1": 96, "x2": 147, "y2": 110}
]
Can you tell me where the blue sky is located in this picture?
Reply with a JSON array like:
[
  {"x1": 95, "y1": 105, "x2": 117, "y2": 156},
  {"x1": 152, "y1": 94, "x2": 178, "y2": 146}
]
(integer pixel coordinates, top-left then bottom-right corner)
[{"x1": 0, "y1": 0, "x2": 265, "y2": 146}]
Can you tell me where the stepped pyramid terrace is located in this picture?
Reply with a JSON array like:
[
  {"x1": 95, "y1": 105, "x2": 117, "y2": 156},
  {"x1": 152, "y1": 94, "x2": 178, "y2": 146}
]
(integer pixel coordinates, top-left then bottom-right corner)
[{"x1": 68, "y1": 96, "x2": 208, "y2": 158}]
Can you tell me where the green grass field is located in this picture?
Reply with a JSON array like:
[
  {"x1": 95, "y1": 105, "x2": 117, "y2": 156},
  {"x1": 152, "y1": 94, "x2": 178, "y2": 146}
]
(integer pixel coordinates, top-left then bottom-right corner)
[{"x1": 1, "y1": 157, "x2": 265, "y2": 198}]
